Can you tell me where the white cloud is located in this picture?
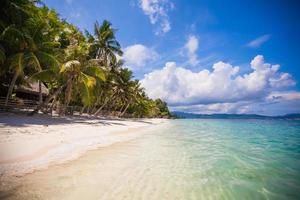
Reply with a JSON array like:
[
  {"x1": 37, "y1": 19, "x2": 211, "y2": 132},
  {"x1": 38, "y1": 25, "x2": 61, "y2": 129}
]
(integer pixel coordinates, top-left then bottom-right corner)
[
  {"x1": 171, "y1": 103, "x2": 243, "y2": 114},
  {"x1": 122, "y1": 44, "x2": 158, "y2": 68},
  {"x1": 141, "y1": 55, "x2": 296, "y2": 112},
  {"x1": 139, "y1": 0, "x2": 173, "y2": 35},
  {"x1": 247, "y1": 34, "x2": 271, "y2": 48},
  {"x1": 184, "y1": 35, "x2": 199, "y2": 66},
  {"x1": 270, "y1": 73, "x2": 295, "y2": 88},
  {"x1": 160, "y1": 19, "x2": 171, "y2": 34},
  {"x1": 170, "y1": 98, "x2": 300, "y2": 116},
  {"x1": 266, "y1": 91, "x2": 300, "y2": 101}
]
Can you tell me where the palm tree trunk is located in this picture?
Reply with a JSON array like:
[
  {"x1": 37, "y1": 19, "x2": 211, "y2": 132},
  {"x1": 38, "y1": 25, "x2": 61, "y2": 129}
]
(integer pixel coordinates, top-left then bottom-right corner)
[
  {"x1": 118, "y1": 104, "x2": 125, "y2": 115},
  {"x1": 80, "y1": 106, "x2": 86, "y2": 115},
  {"x1": 61, "y1": 82, "x2": 73, "y2": 115},
  {"x1": 38, "y1": 81, "x2": 43, "y2": 104},
  {"x1": 96, "y1": 48, "x2": 101, "y2": 59},
  {"x1": 91, "y1": 107, "x2": 96, "y2": 114},
  {"x1": 120, "y1": 103, "x2": 130, "y2": 117},
  {"x1": 120, "y1": 101, "x2": 131, "y2": 117},
  {"x1": 29, "y1": 78, "x2": 71, "y2": 115},
  {"x1": 50, "y1": 96, "x2": 57, "y2": 116},
  {"x1": 94, "y1": 92, "x2": 115, "y2": 116},
  {"x1": 29, "y1": 86, "x2": 63, "y2": 115},
  {"x1": 109, "y1": 98, "x2": 117, "y2": 113},
  {"x1": 94, "y1": 98, "x2": 109, "y2": 116},
  {"x1": 89, "y1": 90, "x2": 101, "y2": 113},
  {"x1": 86, "y1": 106, "x2": 91, "y2": 114},
  {"x1": 5, "y1": 71, "x2": 19, "y2": 106}
]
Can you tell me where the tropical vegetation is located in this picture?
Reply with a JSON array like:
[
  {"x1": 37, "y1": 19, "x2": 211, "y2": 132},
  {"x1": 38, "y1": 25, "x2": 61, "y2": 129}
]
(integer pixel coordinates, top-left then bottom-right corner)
[{"x1": 0, "y1": 0, "x2": 171, "y2": 118}]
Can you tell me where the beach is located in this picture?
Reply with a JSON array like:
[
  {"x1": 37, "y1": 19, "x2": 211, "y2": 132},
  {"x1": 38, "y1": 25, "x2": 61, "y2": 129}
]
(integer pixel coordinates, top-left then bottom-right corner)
[
  {"x1": 0, "y1": 118, "x2": 300, "y2": 199},
  {"x1": 0, "y1": 112, "x2": 167, "y2": 179}
]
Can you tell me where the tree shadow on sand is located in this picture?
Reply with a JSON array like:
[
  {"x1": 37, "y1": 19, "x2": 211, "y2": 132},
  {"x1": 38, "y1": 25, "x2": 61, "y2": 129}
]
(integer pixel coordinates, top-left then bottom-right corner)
[{"x1": 0, "y1": 112, "x2": 155, "y2": 127}]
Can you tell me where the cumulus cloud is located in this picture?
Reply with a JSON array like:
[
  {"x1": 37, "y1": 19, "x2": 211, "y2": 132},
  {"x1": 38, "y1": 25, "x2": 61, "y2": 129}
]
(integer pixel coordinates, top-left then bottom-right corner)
[
  {"x1": 122, "y1": 44, "x2": 158, "y2": 68},
  {"x1": 141, "y1": 55, "x2": 297, "y2": 114},
  {"x1": 139, "y1": 0, "x2": 174, "y2": 35},
  {"x1": 184, "y1": 35, "x2": 199, "y2": 66},
  {"x1": 247, "y1": 34, "x2": 271, "y2": 48}
]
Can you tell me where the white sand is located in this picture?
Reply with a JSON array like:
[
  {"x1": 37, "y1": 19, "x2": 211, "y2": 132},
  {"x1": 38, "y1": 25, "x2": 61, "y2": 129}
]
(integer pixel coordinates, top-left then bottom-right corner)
[{"x1": 0, "y1": 112, "x2": 166, "y2": 178}]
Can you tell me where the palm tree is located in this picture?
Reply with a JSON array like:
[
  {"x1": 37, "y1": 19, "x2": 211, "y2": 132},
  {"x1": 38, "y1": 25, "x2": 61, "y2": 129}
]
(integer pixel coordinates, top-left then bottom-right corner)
[
  {"x1": 31, "y1": 24, "x2": 106, "y2": 115},
  {"x1": 113, "y1": 68, "x2": 133, "y2": 115},
  {"x1": 119, "y1": 80, "x2": 141, "y2": 117},
  {"x1": 93, "y1": 73, "x2": 117, "y2": 116},
  {"x1": 30, "y1": 60, "x2": 105, "y2": 115},
  {"x1": 1, "y1": 16, "x2": 60, "y2": 106},
  {"x1": 87, "y1": 20, "x2": 123, "y2": 66},
  {"x1": 0, "y1": 0, "x2": 35, "y2": 28},
  {"x1": 0, "y1": 1, "x2": 172, "y2": 118}
]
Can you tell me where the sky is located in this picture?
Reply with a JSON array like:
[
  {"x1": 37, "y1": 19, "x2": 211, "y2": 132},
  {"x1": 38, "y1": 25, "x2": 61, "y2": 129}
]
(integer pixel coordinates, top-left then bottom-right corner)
[{"x1": 43, "y1": 0, "x2": 300, "y2": 115}]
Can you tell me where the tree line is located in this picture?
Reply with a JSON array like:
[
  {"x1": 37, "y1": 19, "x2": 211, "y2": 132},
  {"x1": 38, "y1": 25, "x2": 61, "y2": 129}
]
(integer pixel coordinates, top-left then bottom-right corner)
[{"x1": 0, "y1": 0, "x2": 172, "y2": 118}]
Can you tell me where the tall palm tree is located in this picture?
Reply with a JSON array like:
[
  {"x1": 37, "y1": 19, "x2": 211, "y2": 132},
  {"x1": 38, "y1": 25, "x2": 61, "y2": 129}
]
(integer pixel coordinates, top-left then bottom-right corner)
[
  {"x1": 113, "y1": 68, "x2": 133, "y2": 113},
  {"x1": 87, "y1": 20, "x2": 123, "y2": 66}
]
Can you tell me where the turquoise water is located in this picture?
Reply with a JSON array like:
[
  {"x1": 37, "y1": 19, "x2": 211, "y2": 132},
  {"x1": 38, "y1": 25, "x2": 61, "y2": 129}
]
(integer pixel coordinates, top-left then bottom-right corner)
[
  {"x1": 144, "y1": 119, "x2": 300, "y2": 200},
  {"x1": 3, "y1": 119, "x2": 300, "y2": 200}
]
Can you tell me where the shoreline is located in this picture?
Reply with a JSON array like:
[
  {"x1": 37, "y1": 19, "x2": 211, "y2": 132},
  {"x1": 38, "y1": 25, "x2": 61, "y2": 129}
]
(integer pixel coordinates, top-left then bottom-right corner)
[{"x1": 0, "y1": 112, "x2": 168, "y2": 179}]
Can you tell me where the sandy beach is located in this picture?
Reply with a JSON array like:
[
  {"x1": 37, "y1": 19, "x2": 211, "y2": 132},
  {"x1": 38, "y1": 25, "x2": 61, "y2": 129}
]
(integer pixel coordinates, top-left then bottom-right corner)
[{"x1": 0, "y1": 112, "x2": 167, "y2": 179}]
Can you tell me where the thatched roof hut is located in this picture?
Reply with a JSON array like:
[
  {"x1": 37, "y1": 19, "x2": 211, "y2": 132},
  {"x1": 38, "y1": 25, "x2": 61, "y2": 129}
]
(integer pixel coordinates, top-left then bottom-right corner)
[
  {"x1": 0, "y1": 78, "x2": 49, "y2": 101},
  {"x1": 16, "y1": 81, "x2": 49, "y2": 96},
  {"x1": 13, "y1": 81, "x2": 49, "y2": 101}
]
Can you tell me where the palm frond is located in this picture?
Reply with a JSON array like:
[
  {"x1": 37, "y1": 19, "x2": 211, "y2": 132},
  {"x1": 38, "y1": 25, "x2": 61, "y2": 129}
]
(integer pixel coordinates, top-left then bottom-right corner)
[
  {"x1": 0, "y1": 25, "x2": 24, "y2": 42},
  {"x1": 79, "y1": 72, "x2": 96, "y2": 106},
  {"x1": 36, "y1": 51, "x2": 60, "y2": 71},
  {"x1": 9, "y1": 53, "x2": 24, "y2": 74},
  {"x1": 80, "y1": 72, "x2": 96, "y2": 88},
  {"x1": 26, "y1": 52, "x2": 42, "y2": 71},
  {"x1": 60, "y1": 60, "x2": 81, "y2": 73},
  {"x1": 84, "y1": 29, "x2": 94, "y2": 43},
  {"x1": 30, "y1": 69, "x2": 56, "y2": 82},
  {"x1": 86, "y1": 65, "x2": 106, "y2": 81},
  {"x1": 42, "y1": 41, "x2": 61, "y2": 48}
]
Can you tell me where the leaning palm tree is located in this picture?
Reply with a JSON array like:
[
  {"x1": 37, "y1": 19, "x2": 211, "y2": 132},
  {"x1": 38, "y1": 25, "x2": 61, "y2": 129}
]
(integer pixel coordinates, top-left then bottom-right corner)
[
  {"x1": 30, "y1": 60, "x2": 106, "y2": 115},
  {"x1": 119, "y1": 80, "x2": 142, "y2": 117},
  {"x1": 59, "y1": 60, "x2": 95, "y2": 113},
  {"x1": 113, "y1": 68, "x2": 133, "y2": 114},
  {"x1": 92, "y1": 59, "x2": 124, "y2": 115}
]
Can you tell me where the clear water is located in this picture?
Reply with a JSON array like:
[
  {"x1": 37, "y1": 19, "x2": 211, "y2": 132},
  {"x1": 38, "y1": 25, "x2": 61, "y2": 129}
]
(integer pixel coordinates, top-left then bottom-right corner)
[{"x1": 2, "y1": 119, "x2": 300, "y2": 200}]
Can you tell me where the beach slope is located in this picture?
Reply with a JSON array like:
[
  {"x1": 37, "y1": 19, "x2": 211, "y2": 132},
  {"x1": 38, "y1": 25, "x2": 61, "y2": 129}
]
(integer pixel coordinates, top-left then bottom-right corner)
[{"x1": 0, "y1": 113, "x2": 166, "y2": 178}]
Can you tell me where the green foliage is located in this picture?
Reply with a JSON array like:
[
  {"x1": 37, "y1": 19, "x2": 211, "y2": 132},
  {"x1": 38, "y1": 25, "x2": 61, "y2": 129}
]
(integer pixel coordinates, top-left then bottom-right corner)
[
  {"x1": 0, "y1": 0, "x2": 172, "y2": 118},
  {"x1": 30, "y1": 69, "x2": 56, "y2": 82}
]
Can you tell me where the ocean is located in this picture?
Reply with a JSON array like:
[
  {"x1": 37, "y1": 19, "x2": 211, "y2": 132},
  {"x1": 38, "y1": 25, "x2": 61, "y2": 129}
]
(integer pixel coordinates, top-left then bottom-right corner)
[{"x1": 4, "y1": 119, "x2": 300, "y2": 200}]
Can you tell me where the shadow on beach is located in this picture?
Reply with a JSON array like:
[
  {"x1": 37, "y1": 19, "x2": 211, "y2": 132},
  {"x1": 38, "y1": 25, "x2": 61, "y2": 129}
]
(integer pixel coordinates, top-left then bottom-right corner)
[{"x1": 0, "y1": 112, "x2": 155, "y2": 128}]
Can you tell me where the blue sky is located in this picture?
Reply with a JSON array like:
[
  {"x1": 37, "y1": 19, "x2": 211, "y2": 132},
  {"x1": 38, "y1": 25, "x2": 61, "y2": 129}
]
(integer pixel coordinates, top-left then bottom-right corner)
[{"x1": 43, "y1": 0, "x2": 300, "y2": 115}]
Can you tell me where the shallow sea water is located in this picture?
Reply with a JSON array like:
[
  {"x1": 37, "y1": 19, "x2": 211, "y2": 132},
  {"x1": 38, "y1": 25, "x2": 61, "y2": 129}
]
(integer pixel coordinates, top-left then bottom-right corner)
[{"x1": 1, "y1": 119, "x2": 300, "y2": 200}]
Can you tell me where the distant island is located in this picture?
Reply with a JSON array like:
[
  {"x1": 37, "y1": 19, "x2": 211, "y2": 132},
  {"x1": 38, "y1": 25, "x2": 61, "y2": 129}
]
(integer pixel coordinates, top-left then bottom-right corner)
[{"x1": 172, "y1": 112, "x2": 300, "y2": 120}]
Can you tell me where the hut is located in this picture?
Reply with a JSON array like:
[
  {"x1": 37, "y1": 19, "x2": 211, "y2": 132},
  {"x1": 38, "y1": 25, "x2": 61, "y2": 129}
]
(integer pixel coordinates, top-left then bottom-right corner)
[{"x1": 15, "y1": 81, "x2": 49, "y2": 101}]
